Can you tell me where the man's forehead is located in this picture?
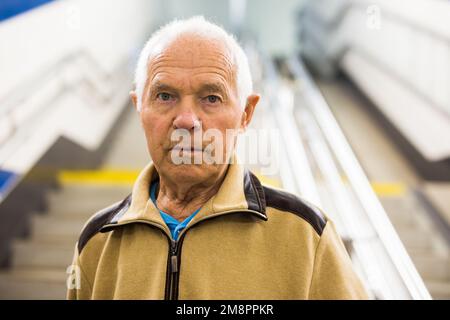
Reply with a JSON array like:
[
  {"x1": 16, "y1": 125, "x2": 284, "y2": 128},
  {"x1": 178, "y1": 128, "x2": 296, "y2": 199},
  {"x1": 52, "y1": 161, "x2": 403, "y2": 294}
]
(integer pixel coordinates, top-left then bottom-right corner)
[
  {"x1": 149, "y1": 73, "x2": 229, "y2": 94},
  {"x1": 147, "y1": 34, "x2": 235, "y2": 75},
  {"x1": 145, "y1": 35, "x2": 238, "y2": 94}
]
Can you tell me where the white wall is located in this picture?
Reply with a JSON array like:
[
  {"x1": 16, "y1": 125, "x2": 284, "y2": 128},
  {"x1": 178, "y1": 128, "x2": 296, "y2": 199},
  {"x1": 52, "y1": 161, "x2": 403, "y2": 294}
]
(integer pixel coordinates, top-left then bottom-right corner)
[
  {"x1": 300, "y1": 0, "x2": 450, "y2": 161},
  {"x1": 246, "y1": 0, "x2": 305, "y2": 56},
  {"x1": 159, "y1": 0, "x2": 305, "y2": 56},
  {"x1": 162, "y1": 0, "x2": 230, "y2": 30},
  {"x1": 0, "y1": 0, "x2": 161, "y2": 182}
]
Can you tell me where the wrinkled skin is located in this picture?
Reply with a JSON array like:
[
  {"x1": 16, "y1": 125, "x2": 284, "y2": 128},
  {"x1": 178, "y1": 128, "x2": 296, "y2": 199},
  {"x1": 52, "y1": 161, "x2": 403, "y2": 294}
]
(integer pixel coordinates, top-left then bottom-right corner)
[{"x1": 130, "y1": 34, "x2": 259, "y2": 221}]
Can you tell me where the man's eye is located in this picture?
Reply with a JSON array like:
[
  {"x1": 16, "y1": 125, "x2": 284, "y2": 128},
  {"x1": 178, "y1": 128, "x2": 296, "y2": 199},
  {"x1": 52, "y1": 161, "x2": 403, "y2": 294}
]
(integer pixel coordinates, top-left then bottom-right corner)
[
  {"x1": 157, "y1": 93, "x2": 173, "y2": 101},
  {"x1": 205, "y1": 95, "x2": 221, "y2": 104}
]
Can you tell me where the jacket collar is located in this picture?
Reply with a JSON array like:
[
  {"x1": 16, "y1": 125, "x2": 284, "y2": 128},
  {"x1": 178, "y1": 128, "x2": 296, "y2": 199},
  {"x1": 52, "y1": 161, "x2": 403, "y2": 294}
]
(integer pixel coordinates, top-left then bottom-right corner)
[{"x1": 102, "y1": 153, "x2": 267, "y2": 235}]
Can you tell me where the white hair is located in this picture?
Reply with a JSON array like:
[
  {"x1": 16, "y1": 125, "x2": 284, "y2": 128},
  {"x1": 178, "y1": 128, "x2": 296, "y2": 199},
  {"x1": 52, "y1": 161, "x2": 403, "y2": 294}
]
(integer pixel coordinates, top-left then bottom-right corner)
[{"x1": 133, "y1": 16, "x2": 253, "y2": 111}]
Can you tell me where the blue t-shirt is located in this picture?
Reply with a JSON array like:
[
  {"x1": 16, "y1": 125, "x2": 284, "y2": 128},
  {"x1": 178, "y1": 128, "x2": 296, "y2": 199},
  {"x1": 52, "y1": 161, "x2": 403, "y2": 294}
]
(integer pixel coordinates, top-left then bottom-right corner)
[{"x1": 150, "y1": 181, "x2": 201, "y2": 240}]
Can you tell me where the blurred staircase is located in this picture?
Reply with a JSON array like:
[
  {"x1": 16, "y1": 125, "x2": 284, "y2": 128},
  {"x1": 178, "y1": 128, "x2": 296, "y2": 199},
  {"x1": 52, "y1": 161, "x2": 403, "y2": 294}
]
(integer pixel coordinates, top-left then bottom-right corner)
[
  {"x1": 0, "y1": 185, "x2": 131, "y2": 299},
  {"x1": 382, "y1": 195, "x2": 450, "y2": 299},
  {"x1": 0, "y1": 108, "x2": 147, "y2": 299}
]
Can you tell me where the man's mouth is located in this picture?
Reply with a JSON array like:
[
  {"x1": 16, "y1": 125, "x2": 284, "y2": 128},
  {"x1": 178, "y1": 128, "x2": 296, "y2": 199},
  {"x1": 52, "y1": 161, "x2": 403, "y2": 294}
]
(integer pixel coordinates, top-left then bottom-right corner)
[{"x1": 171, "y1": 146, "x2": 203, "y2": 152}]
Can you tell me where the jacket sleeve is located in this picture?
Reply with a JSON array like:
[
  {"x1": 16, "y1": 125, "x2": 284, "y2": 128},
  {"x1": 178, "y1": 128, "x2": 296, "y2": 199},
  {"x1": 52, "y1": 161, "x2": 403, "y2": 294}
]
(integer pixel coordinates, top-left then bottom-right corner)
[
  {"x1": 308, "y1": 220, "x2": 369, "y2": 299},
  {"x1": 66, "y1": 243, "x2": 92, "y2": 300}
]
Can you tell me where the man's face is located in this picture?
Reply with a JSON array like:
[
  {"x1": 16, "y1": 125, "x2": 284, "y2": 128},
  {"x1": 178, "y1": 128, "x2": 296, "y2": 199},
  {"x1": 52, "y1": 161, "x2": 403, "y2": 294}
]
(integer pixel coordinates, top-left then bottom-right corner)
[{"x1": 134, "y1": 35, "x2": 256, "y2": 184}]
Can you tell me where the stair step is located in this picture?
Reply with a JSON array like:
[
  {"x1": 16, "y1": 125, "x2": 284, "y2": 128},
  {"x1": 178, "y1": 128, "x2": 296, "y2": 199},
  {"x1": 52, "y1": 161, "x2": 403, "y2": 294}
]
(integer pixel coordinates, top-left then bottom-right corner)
[
  {"x1": 422, "y1": 182, "x2": 450, "y2": 228},
  {"x1": 12, "y1": 241, "x2": 75, "y2": 269},
  {"x1": 31, "y1": 214, "x2": 88, "y2": 242},
  {"x1": 0, "y1": 268, "x2": 67, "y2": 299},
  {"x1": 425, "y1": 280, "x2": 450, "y2": 300},
  {"x1": 31, "y1": 234, "x2": 80, "y2": 246},
  {"x1": 387, "y1": 214, "x2": 419, "y2": 228},
  {"x1": 46, "y1": 185, "x2": 130, "y2": 217},
  {"x1": 410, "y1": 254, "x2": 450, "y2": 281},
  {"x1": 50, "y1": 184, "x2": 131, "y2": 201},
  {"x1": 395, "y1": 228, "x2": 438, "y2": 251},
  {"x1": 406, "y1": 247, "x2": 443, "y2": 260},
  {"x1": 380, "y1": 198, "x2": 421, "y2": 226}
]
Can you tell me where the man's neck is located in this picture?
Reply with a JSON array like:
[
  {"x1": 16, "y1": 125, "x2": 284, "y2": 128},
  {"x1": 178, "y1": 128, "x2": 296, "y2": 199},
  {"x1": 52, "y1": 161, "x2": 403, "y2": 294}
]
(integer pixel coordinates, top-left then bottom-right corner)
[{"x1": 155, "y1": 166, "x2": 228, "y2": 222}]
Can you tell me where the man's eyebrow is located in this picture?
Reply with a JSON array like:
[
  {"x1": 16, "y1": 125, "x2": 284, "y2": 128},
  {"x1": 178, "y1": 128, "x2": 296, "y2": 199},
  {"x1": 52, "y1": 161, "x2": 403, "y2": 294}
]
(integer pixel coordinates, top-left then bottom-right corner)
[
  {"x1": 148, "y1": 81, "x2": 228, "y2": 96},
  {"x1": 198, "y1": 82, "x2": 228, "y2": 95},
  {"x1": 149, "y1": 82, "x2": 178, "y2": 93}
]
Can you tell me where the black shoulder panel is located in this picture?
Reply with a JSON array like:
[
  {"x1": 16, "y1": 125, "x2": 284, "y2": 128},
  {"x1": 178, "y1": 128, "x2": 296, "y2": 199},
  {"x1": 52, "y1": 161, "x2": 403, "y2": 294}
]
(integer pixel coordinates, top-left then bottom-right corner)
[
  {"x1": 77, "y1": 194, "x2": 131, "y2": 253},
  {"x1": 263, "y1": 186, "x2": 326, "y2": 235},
  {"x1": 243, "y1": 170, "x2": 267, "y2": 218}
]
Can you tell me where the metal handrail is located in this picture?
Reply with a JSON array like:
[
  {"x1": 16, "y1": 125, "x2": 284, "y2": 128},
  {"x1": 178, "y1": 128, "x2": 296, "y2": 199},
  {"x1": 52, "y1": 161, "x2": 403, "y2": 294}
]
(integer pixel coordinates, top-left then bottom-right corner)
[
  {"x1": 0, "y1": 51, "x2": 130, "y2": 203},
  {"x1": 296, "y1": 105, "x2": 397, "y2": 299},
  {"x1": 0, "y1": 51, "x2": 129, "y2": 149},
  {"x1": 0, "y1": 50, "x2": 116, "y2": 116},
  {"x1": 259, "y1": 54, "x2": 390, "y2": 299},
  {"x1": 263, "y1": 57, "x2": 322, "y2": 206},
  {"x1": 288, "y1": 56, "x2": 432, "y2": 300}
]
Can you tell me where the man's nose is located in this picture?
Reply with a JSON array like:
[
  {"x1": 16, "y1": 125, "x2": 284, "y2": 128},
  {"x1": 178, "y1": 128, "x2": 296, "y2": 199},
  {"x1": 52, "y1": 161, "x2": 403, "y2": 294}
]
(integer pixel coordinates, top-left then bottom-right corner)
[{"x1": 173, "y1": 112, "x2": 201, "y2": 130}]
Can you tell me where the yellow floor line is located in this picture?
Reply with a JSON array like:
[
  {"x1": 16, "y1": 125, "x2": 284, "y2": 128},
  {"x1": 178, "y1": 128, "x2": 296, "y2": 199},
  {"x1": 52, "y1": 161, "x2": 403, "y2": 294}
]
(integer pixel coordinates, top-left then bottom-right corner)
[
  {"x1": 58, "y1": 168, "x2": 283, "y2": 188},
  {"x1": 58, "y1": 169, "x2": 406, "y2": 196},
  {"x1": 58, "y1": 169, "x2": 138, "y2": 186},
  {"x1": 371, "y1": 182, "x2": 407, "y2": 197}
]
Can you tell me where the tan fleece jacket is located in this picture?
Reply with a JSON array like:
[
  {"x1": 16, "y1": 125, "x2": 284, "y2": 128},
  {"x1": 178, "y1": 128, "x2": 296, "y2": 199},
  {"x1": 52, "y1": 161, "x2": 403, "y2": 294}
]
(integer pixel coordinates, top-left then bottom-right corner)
[{"x1": 67, "y1": 158, "x2": 368, "y2": 299}]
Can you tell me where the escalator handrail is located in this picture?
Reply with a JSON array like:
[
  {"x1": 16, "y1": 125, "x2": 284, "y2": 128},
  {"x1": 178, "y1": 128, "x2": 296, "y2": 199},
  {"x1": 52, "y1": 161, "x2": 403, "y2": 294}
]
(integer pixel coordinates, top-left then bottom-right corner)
[{"x1": 288, "y1": 56, "x2": 432, "y2": 300}]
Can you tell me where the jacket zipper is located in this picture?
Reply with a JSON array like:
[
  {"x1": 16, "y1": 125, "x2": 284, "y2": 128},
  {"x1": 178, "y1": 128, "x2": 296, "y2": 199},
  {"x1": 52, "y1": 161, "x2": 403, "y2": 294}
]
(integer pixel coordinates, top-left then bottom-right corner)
[
  {"x1": 166, "y1": 239, "x2": 178, "y2": 299},
  {"x1": 165, "y1": 232, "x2": 188, "y2": 300},
  {"x1": 163, "y1": 210, "x2": 265, "y2": 300},
  {"x1": 102, "y1": 209, "x2": 266, "y2": 300}
]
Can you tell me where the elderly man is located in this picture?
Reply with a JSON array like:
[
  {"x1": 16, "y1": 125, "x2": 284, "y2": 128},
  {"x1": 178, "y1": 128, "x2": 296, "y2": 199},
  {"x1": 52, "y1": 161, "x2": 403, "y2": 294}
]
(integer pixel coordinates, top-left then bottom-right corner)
[{"x1": 67, "y1": 16, "x2": 367, "y2": 300}]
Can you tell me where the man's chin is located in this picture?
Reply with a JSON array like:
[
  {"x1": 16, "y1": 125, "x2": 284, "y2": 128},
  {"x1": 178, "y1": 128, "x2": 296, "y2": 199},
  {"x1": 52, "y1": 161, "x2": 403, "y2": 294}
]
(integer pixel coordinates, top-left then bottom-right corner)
[{"x1": 163, "y1": 162, "x2": 212, "y2": 183}]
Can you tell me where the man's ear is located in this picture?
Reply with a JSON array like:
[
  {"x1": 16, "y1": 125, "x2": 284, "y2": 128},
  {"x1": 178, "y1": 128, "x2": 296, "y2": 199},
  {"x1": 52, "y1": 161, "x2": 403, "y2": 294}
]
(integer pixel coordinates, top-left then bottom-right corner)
[
  {"x1": 130, "y1": 91, "x2": 138, "y2": 111},
  {"x1": 240, "y1": 94, "x2": 260, "y2": 131}
]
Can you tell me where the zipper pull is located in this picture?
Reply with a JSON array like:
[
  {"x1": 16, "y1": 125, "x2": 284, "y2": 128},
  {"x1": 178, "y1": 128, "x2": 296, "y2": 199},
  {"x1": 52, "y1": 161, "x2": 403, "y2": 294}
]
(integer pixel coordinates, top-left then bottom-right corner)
[
  {"x1": 170, "y1": 240, "x2": 178, "y2": 273},
  {"x1": 171, "y1": 240, "x2": 177, "y2": 253},
  {"x1": 171, "y1": 255, "x2": 178, "y2": 273}
]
